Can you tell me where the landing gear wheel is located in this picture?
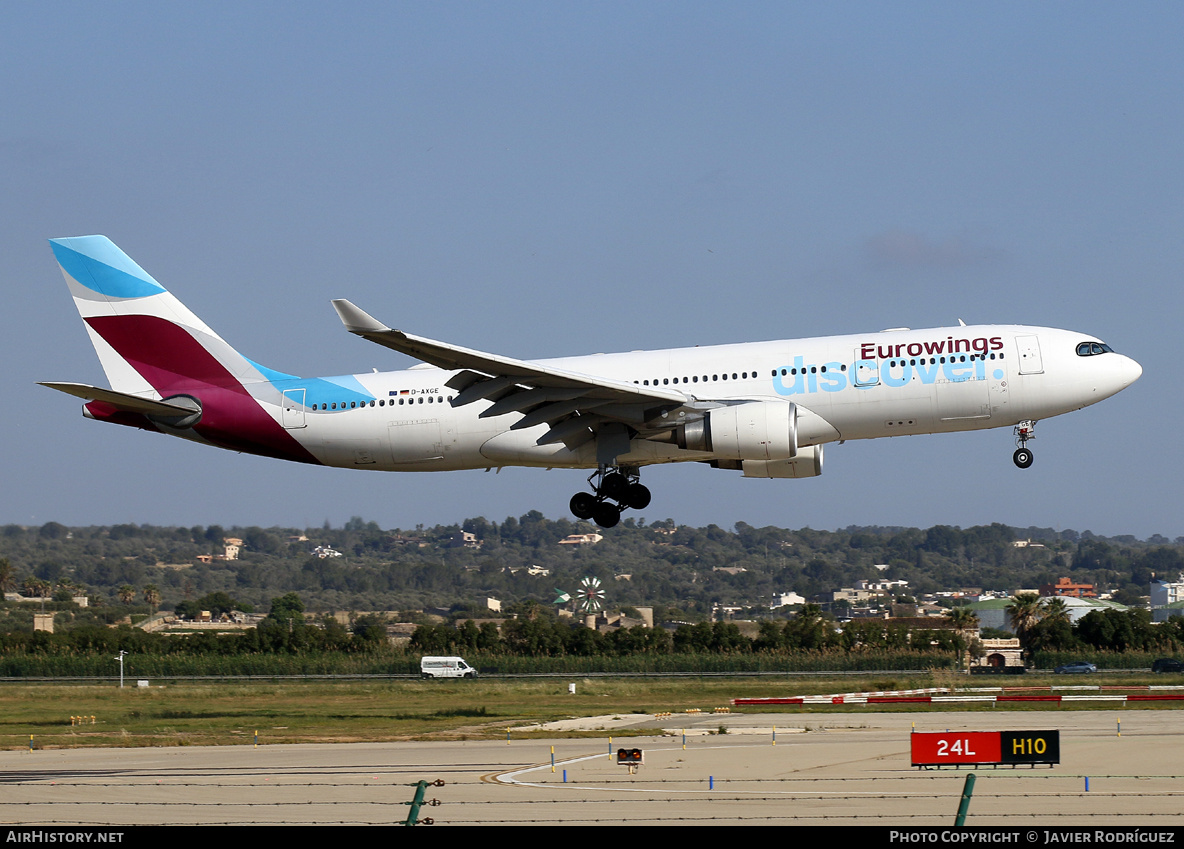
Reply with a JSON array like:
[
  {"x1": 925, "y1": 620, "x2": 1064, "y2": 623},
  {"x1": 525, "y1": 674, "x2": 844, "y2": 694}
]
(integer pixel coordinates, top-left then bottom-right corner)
[
  {"x1": 591, "y1": 501, "x2": 621, "y2": 529},
  {"x1": 600, "y1": 472, "x2": 630, "y2": 501},
  {"x1": 570, "y1": 491, "x2": 597, "y2": 520},
  {"x1": 623, "y1": 482, "x2": 651, "y2": 510},
  {"x1": 573, "y1": 465, "x2": 646, "y2": 525},
  {"x1": 1013, "y1": 448, "x2": 1033, "y2": 469}
]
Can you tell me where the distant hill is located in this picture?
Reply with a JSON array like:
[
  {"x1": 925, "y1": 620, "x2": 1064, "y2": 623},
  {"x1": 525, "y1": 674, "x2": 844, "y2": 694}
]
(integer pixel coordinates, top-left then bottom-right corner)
[{"x1": 0, "y1": 516, "x2": 1178, "y2": 618}]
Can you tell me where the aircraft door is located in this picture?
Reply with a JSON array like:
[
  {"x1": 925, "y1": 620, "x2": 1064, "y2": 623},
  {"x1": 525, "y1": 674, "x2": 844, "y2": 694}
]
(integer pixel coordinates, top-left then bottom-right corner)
[
  {"x1": 281, "y1": 389, "x2": 306, "y2": 429},
  {"x1": 1016, "y1": 335, "x2": 1044, "y2": 374}
]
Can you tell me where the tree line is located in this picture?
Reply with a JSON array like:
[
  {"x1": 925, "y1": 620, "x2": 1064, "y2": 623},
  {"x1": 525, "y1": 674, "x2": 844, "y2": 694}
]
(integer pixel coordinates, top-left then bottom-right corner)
[
  {"x1": 410, "y1": 603, "x2": 966, "y2": 658},
  {"x1": 1, "y1": 516, "x2": 1182, "y2": 620}
]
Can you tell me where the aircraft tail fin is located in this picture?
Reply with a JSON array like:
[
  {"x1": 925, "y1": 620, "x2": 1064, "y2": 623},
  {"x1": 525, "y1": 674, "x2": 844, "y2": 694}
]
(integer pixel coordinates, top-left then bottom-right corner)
[
  {"x1": 49, "y1": 236, "x2": 269, "y2": 397},
  {"x1": 47, "y1": 236, "x2": 320, "y2": 463}
]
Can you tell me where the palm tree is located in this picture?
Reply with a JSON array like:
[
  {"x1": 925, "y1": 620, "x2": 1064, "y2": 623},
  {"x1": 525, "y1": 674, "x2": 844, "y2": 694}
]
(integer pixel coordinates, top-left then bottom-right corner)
[
  {"x1": 22, "y1": 576, "x2": 49, "y2": 599},
  {"x1": 945, "y1": 606, "x2": 981, "y2": 670},
  {"x1": 1006, "y1": 592, "x2": 1044, "y2": 657},
  {"x1": 117, "y1": 585, "x2": 136, "y2": 605},
  {"x1": 142, "y1": 584, "x2": 161, "y2": 612},
  {"x1": 1041, "y1": 596, "x2": 1071, "y2": 624},
  {"x1": 945, "y1": 606, "x2": 980, "y2": 632}
]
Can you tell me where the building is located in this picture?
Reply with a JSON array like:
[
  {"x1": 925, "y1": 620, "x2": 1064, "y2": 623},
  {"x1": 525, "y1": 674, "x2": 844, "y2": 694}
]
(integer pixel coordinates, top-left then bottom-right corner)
[
  {"x1": 1153, "y1": 600, "x2": 1184, "y2": 623},
  {"x1": 558, "y1": 533, "x2": 603, "y2": 546},
  {"x1": 447, "y1": 531, "x2": 482, "y2": 549},
  {"x1": 1040, "y1": 577, "x2": 1097, "y2": 599},
  {"x1": 195, "y1": 538, "x2": 244, "y2": 564},
  {"x1": 1151, "y1": 578, "x2": 1184, "y2": 608},
  {"x1": 973, "y1": 638, "x2": 1024, "y2": 670},
  {"x1": 833, "y1": 587, "x2": 879, "y2": 604},
  {"x1": 968, "y1": 596, "x2": 1127, "y2": 632},
  {"x1": 771, "y1": 591, "x2": 806, "y2": 609},
  {"x1": 1152, "y1": 577, "x2": 1184, "y2": 622}
]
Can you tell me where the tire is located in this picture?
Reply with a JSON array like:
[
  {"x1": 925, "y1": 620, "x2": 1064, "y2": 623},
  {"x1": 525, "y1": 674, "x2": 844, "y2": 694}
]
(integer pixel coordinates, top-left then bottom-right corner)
[
  {"x1": 600, "y1": 472, "x2": 630, "y2": 500},
  {"x1": 570, "y1": 491, "x2": 596, "y2": 520},
  {"x1": 591, "y1": 501, "x2": 621, "y2": 528},
  {"x1": 624, "y1": 482, "x2": 652, "y2": 510},
  {"x1": 1013, "y1": 448, "x2": 1033, "y2": 469}
]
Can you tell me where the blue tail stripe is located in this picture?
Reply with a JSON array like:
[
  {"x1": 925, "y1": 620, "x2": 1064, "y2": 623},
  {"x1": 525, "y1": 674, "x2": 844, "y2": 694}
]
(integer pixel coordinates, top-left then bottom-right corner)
[{"x1": 50, "y1": 236, "x2": 166, "y2": 299}]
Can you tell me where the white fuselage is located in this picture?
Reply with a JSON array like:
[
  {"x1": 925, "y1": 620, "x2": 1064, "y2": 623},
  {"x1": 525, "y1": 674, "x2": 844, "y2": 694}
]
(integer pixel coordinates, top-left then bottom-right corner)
[{"x1": 267, "y1": 324, "x2": 1140, "y2": 472}]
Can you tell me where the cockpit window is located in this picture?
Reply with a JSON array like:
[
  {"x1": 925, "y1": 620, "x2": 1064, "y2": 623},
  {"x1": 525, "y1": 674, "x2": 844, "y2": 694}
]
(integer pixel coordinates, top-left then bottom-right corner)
[{"x1": 1076, "y1": 341, "x2": 1115, "y2": 356}]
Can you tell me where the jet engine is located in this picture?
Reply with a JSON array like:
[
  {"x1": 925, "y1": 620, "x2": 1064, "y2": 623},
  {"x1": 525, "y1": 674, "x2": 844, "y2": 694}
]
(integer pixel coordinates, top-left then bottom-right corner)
[
  {"x1": 672, "y1": 401, "x2": 797, "y2": 461},
  {"x1": 741, "y1": 445, "x2": 824, "y2": 478}
]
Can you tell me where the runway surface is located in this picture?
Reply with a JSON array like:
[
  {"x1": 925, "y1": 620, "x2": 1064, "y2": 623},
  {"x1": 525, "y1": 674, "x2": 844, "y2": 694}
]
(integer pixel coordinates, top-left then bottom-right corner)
[{"x1": 2, "y1": 709, "x2": 1183, "y2": 826}]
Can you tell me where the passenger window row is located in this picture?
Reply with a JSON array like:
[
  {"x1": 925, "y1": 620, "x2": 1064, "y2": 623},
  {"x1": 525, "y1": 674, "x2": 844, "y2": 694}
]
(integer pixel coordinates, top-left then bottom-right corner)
[
  {"x1": 636, "y1": 371, "x2": 757, "y2": 386},
  {"x1": 310, "y1": 395, "x2": 454, "y2": 411}
]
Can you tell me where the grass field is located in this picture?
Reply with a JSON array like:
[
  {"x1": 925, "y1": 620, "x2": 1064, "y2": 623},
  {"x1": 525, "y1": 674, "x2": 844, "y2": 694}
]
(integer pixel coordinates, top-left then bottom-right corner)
[{"x1": 2, "y1": 672, "x2": 1180, "y2": 750}]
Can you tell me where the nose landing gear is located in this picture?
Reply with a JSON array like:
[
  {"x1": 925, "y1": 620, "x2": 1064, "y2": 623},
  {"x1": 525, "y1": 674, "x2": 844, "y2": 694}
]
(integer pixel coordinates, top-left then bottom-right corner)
[
  {"x1": 569, "y1": 466, "x2": 651, "y2": 528},
  {"x1": 1013, "y1": 420, "x2": 1036, "y2": 469}
]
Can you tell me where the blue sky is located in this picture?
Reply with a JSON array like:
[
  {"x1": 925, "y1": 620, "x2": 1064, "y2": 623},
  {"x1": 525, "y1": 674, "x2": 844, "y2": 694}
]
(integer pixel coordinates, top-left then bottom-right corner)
[{"x1": 3, "y1": 2, "x2": 1179, "y2": 538}]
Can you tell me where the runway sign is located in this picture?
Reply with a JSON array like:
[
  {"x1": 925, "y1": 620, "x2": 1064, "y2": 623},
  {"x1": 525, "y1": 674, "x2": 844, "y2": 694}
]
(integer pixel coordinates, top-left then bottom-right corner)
[{"x1": 911, "y1": 730, "x2": 1060, "y2": 767}]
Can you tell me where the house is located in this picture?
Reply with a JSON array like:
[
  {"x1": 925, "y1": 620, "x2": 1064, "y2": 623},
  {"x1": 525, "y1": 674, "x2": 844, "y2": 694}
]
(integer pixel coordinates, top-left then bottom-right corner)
[
  {"x1": 771, "y1": 592, "x2": 806, "y2": 609},
  {"x1": 558, "y1": 533, "x2": 603, "y2": 546},
  {"x1": 1151, "y1": 577, "x2": 1184, "y2": 607},
  {"x1": 447, "y1": 531, "x2": 482, "y2": 549},
  {"x1": 833, "y1": 587, "x2": 879, "y2": 604},
  {"x1": 1152, "y1": 577, "x2": 1184, "y2": 621},
  {"x1": 195, "y1": 537, "x2": 244, "y2": 564}
]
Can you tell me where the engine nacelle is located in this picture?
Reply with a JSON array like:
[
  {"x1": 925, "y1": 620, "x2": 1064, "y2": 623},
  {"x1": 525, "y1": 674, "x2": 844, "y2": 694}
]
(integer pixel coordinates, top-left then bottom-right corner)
[
  {"x1": 675, "y1": 402, "x2": 797, "y2": 461},
  {"x1": 741, "y1": 445, "x2": 824, "y2": 479}
]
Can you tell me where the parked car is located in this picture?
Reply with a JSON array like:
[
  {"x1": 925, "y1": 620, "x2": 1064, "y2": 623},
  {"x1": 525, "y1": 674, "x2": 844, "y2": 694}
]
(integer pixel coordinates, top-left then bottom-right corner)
[
  {"x1": 1054, "y1": 661, "x2": 1097, "y2": 674},
  {"x1": 1152, "y1": 658, "x2": 1184, "y2": 674}
]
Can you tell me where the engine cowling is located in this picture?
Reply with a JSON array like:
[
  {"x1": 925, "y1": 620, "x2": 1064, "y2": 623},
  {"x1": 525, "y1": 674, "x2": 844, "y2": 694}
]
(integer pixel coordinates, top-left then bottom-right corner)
[
  {"x1": 741, "y1": 445, "x2": 824, "y2": 478},
  {"x1": 675, "y1": 402, "x2": 798, "y2": 461}
]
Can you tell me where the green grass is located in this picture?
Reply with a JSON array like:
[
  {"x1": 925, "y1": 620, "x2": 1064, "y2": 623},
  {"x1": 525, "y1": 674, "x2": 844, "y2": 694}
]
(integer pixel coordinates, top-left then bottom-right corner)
[{"x1": 2, "y1": 671, "x2": 1181, "y2": 750}]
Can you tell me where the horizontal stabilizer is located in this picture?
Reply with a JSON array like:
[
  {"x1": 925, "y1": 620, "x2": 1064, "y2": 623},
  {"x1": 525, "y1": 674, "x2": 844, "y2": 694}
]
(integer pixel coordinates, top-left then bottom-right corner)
[{"x1": 38, "y1": 382, "x2": 199, "y2": 417}]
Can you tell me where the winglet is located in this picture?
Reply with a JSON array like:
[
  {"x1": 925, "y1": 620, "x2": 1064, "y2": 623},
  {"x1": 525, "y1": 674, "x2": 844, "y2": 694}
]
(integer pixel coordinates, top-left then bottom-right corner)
[{"x1": 331, "y1": 299, "x2": 392, "y2": 335}]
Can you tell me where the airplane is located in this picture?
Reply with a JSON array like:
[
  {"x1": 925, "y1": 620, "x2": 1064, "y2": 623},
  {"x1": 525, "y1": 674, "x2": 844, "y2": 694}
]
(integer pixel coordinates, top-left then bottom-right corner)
[{"x1": 42, "y1": 235, "x2": 1142, "y2": 529}]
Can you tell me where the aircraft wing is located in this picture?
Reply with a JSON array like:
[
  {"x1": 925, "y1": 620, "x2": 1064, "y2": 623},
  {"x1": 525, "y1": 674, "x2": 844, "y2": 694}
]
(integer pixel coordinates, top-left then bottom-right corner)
[{"x1": 332, "y1": 299, "x2": 692, "y2": 448}]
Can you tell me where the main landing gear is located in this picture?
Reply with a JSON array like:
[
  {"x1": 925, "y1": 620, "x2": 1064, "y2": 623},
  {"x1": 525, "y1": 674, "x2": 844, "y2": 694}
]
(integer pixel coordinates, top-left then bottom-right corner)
[
  {"x1": 1013, "y1": 420, "x2": 1036, "y2": 469},
  {"x1": 569, "y1": 466, "x2": 652, "y2": 529}
]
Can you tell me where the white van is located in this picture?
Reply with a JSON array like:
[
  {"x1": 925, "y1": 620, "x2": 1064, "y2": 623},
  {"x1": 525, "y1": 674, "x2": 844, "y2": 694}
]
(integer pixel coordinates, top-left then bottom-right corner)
[{"x1": 420, "y1": 656, "x2": 478, "y2": 679}]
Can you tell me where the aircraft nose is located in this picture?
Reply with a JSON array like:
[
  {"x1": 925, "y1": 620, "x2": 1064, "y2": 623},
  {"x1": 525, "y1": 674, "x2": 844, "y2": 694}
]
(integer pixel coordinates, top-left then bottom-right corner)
[{"x1": 1119, "y1": 354, "x2": 1142, "y2": 387}]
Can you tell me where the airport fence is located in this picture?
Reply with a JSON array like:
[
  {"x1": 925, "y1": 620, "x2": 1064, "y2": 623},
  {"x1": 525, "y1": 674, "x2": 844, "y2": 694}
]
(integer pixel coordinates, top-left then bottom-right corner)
[{"x1": 3, "y1": 771, "x2": 1183, "y2": 826}]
